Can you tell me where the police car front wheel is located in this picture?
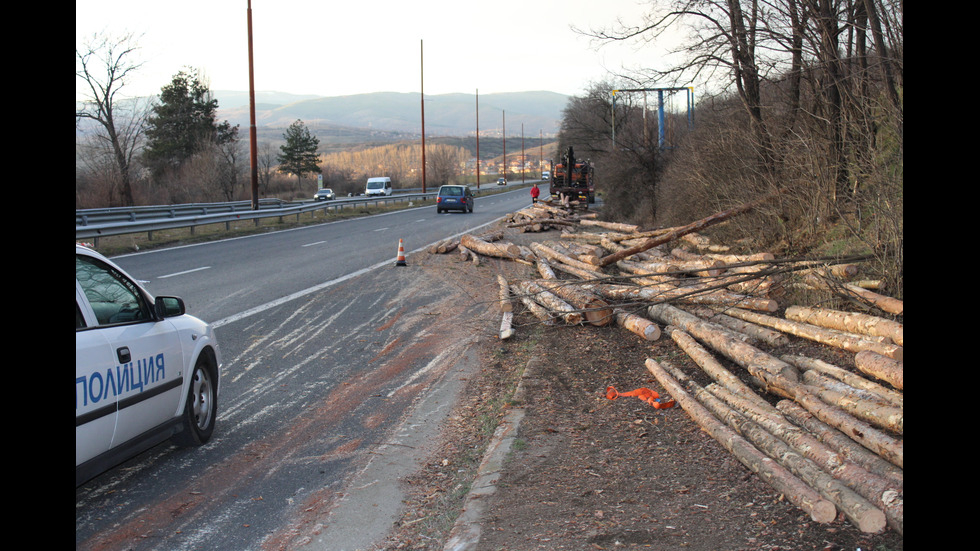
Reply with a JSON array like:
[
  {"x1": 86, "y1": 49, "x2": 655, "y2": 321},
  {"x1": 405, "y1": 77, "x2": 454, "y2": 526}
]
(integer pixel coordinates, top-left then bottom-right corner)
[{"x1": 175, "y1": 355, "x2": 217, "y2": 447}]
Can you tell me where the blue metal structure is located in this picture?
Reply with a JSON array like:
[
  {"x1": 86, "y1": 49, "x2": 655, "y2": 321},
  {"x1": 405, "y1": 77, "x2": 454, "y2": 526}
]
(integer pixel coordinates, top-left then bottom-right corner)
[{"x1": 611, "y1": 87, "x2": 694, "y2": 150}]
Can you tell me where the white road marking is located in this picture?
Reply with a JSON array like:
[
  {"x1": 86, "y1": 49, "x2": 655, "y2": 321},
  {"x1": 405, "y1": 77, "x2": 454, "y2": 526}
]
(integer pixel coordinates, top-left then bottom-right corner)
[{"x1": 158, "y1": 266, "x2": 210, "y2": 279}]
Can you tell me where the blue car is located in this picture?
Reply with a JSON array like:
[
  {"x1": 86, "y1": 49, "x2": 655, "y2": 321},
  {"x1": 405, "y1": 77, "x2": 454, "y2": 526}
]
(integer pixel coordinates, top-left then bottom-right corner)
[{"x1": 436, "y1": 185, "x2": 474, "y2": 213}]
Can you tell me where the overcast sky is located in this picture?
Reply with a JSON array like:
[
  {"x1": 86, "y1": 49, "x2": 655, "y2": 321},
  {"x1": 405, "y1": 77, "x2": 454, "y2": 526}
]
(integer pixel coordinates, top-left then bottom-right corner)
[{"x1": 76, "y1": 0, "x2": 678, "y2": 100}]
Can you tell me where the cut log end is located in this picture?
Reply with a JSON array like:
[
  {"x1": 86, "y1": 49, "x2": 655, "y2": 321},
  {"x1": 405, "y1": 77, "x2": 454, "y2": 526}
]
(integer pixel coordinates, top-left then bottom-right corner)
[{"x1": 807, "y1": 499, "x2": 838, "y2": 524}]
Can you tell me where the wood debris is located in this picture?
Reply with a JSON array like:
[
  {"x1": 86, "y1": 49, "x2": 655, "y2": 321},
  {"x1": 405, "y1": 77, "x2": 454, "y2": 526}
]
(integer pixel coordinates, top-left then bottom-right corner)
[{"x1": 432, "y1": 195, "x2": 904, "y2": 536}]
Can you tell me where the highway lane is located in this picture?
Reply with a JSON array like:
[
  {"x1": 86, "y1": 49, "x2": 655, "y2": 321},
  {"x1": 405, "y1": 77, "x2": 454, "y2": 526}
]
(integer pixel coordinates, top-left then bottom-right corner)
[
  {"x1": 75, "y1": 186, "x2": 537, "y2": 551},
  {"x1": 109, "y1": 186, "x2": 536, "y2": 326}
]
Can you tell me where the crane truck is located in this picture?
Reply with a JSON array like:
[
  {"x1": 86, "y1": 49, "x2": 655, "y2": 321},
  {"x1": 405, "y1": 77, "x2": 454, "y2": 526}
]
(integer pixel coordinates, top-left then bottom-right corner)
[{"x1": 550, "y1": 146, "x2": 595, "y2": 204}]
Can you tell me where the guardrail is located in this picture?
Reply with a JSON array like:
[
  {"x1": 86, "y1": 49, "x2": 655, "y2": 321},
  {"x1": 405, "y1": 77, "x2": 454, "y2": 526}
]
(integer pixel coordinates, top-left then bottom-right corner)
[{"x1": 75, "y1": 192, "x2": 437, "y2": 241}]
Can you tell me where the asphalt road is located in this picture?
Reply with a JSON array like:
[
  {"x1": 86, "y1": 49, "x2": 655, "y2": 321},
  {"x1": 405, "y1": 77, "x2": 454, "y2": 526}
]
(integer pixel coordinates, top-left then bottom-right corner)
[{"x1": 75, "y1": 187, "x2": 537, "y2": 551}]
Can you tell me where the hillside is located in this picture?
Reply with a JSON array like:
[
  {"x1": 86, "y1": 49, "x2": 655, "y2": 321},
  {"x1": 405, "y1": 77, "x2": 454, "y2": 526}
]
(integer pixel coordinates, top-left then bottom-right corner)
[{"x1": 215, "y1": 90, "x2": 568, "y2": 139}]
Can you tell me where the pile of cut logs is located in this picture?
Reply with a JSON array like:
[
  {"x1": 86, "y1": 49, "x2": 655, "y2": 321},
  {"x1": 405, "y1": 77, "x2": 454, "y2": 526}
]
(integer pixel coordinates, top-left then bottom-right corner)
[{"x1": 429, "y1": 197, "x2": 904, "y2": 535}]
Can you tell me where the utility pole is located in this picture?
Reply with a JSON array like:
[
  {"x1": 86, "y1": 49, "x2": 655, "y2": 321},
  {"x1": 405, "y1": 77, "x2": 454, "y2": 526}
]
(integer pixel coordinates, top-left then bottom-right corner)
[
  {"x1": 476, "y1": 88, "x2": 480, "y2": 190},
  {"x1": 420, "y1": 40, "x2": 426, "y2": 193},
  {"x1": 247, "y1": 0, "x2": 259, "y2": 210},
  {"x1": 521, "y1": 123, "x2": 525, "y2": 183}
]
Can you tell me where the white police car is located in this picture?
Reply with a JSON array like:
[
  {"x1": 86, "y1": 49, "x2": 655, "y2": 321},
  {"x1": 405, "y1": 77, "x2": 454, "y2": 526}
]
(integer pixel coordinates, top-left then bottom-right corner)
[{"x1": 76, "y1": 244, "x2": 221, "y2": 486}]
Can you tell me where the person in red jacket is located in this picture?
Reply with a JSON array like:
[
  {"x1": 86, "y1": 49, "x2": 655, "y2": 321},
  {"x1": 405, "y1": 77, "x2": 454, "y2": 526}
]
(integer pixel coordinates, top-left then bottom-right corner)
[{"x1": 530, "y1": 183, "x2": 540, "y2": 203}]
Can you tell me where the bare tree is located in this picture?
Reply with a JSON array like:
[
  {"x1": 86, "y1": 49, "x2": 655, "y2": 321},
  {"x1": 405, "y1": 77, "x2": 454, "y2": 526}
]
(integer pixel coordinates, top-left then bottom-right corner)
[
  {"x1": 426, "y1": 144, "x2": 467, "y2": 186},
  {"x1": 76, "y1": 31, "x2": 149, "y2": 206},
  {"x1": 577, "y1": 1, "x2": 779, "y2": 168}
]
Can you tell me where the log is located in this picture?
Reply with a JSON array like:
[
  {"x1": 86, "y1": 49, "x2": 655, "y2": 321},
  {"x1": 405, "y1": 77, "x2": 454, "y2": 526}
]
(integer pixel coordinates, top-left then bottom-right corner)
[
  {"x1": 438, "y1": 239, "x2": 459, "y2": 254},
  {"x1": 546, "y1": 259, "x2": 608, "y2": 281},
  {"x1": 771, "y1": 377, "x2": 905, "y2": 469},
  {"x1": 460, "y1": 233, "x2": 521, "y2": 259},
  {"x1": 536, "y1": 279, "x2": 614, "y2": 326},
  {"x1": 428, "y1": 239, "x2": 449, "y2": 254},
  {"x1": 458, "y1": 245, "x2": 479, "y2": 265},
  {"x1": 667, "y1": 249, "x2": 727, "y2": 276},
  {"x1": 646, "y1": 303, "x2": 800, "y2": 386},
  {"x1": 661, "y1": 361, "x2": 887, "y2": 533},
  {"x1": 536, "y1": 257, "x2": 558, "y2": 279},
  {"x1": 599, "y1": 190, "x2": 785, "y2": 266},
  {"x1": 682, "y1": 305, "x2": 790, "y2": 347},
  {"x1": 643, "y1": 358, "x2": 837, "y2": 524},
  {"x1": 706, "y1": 252, "x2": 776, "y2": 263},
  {"x1": 496, "y1": 274, "x2": 513, "y2": 313},
  {"x1": 802, "y1": 370, "x2": 893, "y2": 406},
  {"x1": 777, "y1": 400, "x2": 904, "y2": 489},
  {"x1": 648, "y1": 304, "x2": 903, "y2": 468},
  {"x1": 614, "y1": 308, "x2": 661, "y2": 340},
  {"x1": 708, "y1": 384, "x2": 902, "y2": 534},
  {"x1": 665, "y1": 325, "x2": 772, "y2": 409},
  {"x1": 499, "y1": 311, "x2": 514, "y2": 340},
  {"x1": 797, "y1": 264, "x2": 860, "y2": 280},
  {"x1": 511, "y1": 284, "x2": 556, "y2": 325},
  {"x1": 579, "y1": 219, "x2": 639, "y2": 233},
  {"x1": 532, "y1": 242, "x2": 604, "y2": 273},
  {"x1": 622, "y1": 272, "x2": 780, "y2": 312},
  {"x1": 805, "y1": 275, "x2": 903, "y2": 315},
  {"x1": 785, "y1": 306, "x2": 903, "y2": 346},
  {"x1": 854, "y1": 351, "x2": 904, "y2": 390},
  {"x1": 782, "y1": 355, "x2": 902, "y2": 409},
  {"x1": 802, "y1": 377, "x2": 903, "y2": 435},
  {"x1": 516, "y1": 280, "x2": 582, "y2": 325},
  {"x1": 718, "y1": 307, "x2": 903, "y2": 361}
]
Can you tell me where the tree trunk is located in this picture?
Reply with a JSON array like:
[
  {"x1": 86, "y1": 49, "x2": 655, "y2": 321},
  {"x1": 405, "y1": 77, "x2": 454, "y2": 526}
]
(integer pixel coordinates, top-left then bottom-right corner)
[
  {"x1": 647, "y1": 304, "x2": 902, "y2": 468},
  {"x1": 682, "y1": 305, "x2": 790, "y2": 347},
  {"x1": 802, "y1": 378, "x2": 903, "y2": 435},
  {"x1": 777, "y1": 400, "x2": 904, "y2": 488},
  {"x1": 516, "y1": 280, "x2": 582, "y2": 325},
  {"x1": 708, "y1": 384, "x2": 902, "y2": 534},
  {"x1": 646, "y1": 303, "x2": 800, "y2": 386},
  {"x1": 599, "y1": 191, "x2": 785, "y2": 266},
  {"x1": 785, "y1": 306, "x2": 903, "y2": 346},
  {"x1": 662, "y1": 361, "x2": 887, "y2": 533},
  {"x1": 532, "y1": 242, "x2": 605, "y2": 273},
  {"x1": 614, "y1": 308, "x2": 661, "y2": 340},
  {"x1": 782, "y1": 355, "x2": 902, "y2": 409},
  {"x1": 579, "y1": 219, "x2": 639, "y2": 233},
  {"x1": 805, "y1": 275, "x2": 903, "y2": 315},
  {"x1": 665, "y1": 326, "x2": 771, "y2": 408},
  {"x1": 499, "y1": 311, "x2": 514, "y2": 340},
  {"x1": 717, "y1": 307, "x2": 903, "y2": 361},
  {"x1": 535, "y1": 279, "x2": 613, "y2": 326},
  {"x1": 460, "y1": 233, "x2": 520, "y2": 259},
  {"x1": 644, "y1": 358, "x2": 837, "y2": 524},
  {"x1": 854, "y1": 351, "x2": 903, "y2": 390},
  {"x1": 496, "y1": 275, "x2": 513, "y2": 313},
  {"x1": 511, "y1": 284, "x2": 556, "y2": 325}
]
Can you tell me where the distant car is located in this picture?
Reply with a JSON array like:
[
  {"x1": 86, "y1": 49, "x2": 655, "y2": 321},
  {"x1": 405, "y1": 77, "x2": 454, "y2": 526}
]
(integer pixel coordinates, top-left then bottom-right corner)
[
  {"x1": 496, "y1": 178, "x2": 507, "y2": 186},
  {"x1": 436, "y1": 185, "x2": 474, "y2": 213},
  {"x1": 313, "y1": 188, "x2": 335, "y2": 201},
  {"x1": 76, "y1": 244, "x2": 222, "y2": 486}
]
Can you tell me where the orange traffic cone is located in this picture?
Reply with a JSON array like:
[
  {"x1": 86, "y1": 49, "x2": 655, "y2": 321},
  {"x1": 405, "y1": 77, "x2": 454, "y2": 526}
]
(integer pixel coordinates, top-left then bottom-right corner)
[{"x1": 395, "y1": 239, "x2": 407, "y2": 266}]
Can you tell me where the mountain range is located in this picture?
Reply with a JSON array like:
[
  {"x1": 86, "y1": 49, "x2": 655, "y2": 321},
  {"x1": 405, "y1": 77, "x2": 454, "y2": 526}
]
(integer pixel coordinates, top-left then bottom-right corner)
[{"x1": 214, "y1": 90, "x2": 569, "y2": 141}]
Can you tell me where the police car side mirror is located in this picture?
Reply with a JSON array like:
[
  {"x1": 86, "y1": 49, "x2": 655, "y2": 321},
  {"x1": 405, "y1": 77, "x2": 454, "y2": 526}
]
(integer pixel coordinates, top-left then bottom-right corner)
[{"x1": 155, "y1": 296, "x2": 186, "y2": 318}]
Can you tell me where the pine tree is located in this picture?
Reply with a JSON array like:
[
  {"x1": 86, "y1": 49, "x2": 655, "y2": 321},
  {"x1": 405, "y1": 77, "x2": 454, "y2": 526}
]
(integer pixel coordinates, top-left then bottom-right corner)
[
  {"x1": 278, "y1": 119, "x2": 321, "y2": 185},
  {"x1": 143, "y1": 68, "x2": 236, "y2": 177}
]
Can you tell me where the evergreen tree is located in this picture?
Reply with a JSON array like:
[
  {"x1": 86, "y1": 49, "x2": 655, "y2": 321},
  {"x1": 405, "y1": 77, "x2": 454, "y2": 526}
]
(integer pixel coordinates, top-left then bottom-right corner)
[
  {"x1": 278, "y1": 119, "x2": 321, "y2": 185},
  {"x1": 143, "y1": 68, "x2": 236, "y2": 177}
]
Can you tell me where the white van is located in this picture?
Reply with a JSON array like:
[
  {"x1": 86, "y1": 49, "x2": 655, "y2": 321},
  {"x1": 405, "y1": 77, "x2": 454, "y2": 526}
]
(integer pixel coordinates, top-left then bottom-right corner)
[{"x1": 365, "y1": 177, "x2": 392, "y2": 196}]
